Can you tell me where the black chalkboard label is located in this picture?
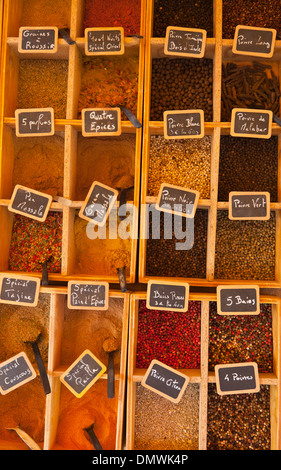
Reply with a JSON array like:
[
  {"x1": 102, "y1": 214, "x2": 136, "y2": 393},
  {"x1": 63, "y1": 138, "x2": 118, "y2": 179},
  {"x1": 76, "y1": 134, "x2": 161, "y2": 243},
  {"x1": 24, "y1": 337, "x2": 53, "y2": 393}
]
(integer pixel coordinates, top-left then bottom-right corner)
[
  {"x1": 67, "y1": 281, "x2": 109, "y2": 310},
  {"x1": 82, "y1": 108, "x2": 121, "y2": 136},
  {"x1": 215, "y1": 362, "x2": 260, "y2": 395},
  {"x1": 79, "y1": 181, "x2": 118, "y2": 226},
  {"x1": 231, "y1": 108, "x2": 273, "y2": 139},
  {"x1": 60, "y1": 350, "x2": 106, "y2": 398},
  {"x1": 0, "y1": 352, "x2": 37, "y2": 395},
  {"x1": 0, "y1": 274, "x2": 40, "y2": 307},
  {"x1": 85, "y1": 27, "x2": 124, "y2": 55},
  {"x1": 8, "y1": 185, "x2": 52, "y2": 222},
  {"x1": 141, "y1": 360, "x2": 189, "y2": 403},
  {"x1": 233, "y1": 25, "x2": 276, "y2": 58},
  {"x1": 229, "y1": 191, "x2": 270, "y2": 220},
  {"x1": 164, "y1": 110, "x2": 204, "y2": 139},
  {"x1": 19, "y1": 26, "x2": 58, "y2": 53},
  {"x1": 164, "y1": 26, "x2": 207, "y2": 58},
  {"x1": 15, "y1": 108, "x2": 54, "y2": 137},
  {"x1": 147, "y1": 280, "x2": 189, "y2": 312},
  {"x1": 156, "y1": 183, "x2": 199, "y2": 218},
  {"x1": 217, "y1": 285, "x2": 260, "y2": 315}
]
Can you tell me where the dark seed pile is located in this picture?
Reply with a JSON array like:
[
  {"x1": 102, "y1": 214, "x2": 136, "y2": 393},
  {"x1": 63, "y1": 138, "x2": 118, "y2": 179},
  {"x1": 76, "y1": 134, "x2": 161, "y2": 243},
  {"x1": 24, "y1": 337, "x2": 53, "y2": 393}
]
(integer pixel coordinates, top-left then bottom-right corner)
[
  {"x1": 222, "y1": 0, "x2": 281, "y2": 39},
  {"x1": 221, "y1": 61, "x2": 280, "y2": 122},
  {"x1": 153, "y1": 0, "x2": 213, "y2": 38},
  {"x1": 207, "y1": 384, "x2": 271, "y2": 450},
  {"x1": 145, "y1": 207, "x2": 208, "y2": 279},
  {"x1": 150, "y1": 58, "x2": 213, "y2": 121},
  {"x1": 218, "y1": 135, "x2": 278, "y2": 202},
  {"x1": 208, "y1": 302, "x2": 273, "y2": 373},
  {"x1": 214, "y1": 210, "x2": 276, "y2": 281}
]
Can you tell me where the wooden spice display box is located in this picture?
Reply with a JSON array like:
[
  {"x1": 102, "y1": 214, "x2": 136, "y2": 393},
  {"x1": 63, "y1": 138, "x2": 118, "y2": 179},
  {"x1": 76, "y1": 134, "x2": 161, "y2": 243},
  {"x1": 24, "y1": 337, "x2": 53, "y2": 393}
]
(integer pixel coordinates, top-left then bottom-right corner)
[
  {"x1": 139, "y1": 0, "x2": 281, "y2": 288},
  {"x1": 127, "y1": 291, "x2": 281, "y2": 450},
  {"x1": 0, "y1": 0, "x2": 146, "y2": 284},
  {"x1": 0, "y1": 287, "x2": 129, "y2": 450}
]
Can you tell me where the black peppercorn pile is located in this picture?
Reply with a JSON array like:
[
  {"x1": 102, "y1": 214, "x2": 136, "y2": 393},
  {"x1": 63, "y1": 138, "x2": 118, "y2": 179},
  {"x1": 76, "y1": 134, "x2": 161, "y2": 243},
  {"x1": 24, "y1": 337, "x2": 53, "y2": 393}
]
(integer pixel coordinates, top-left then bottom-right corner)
[
  {"x1": 222, "y1": 0, "x2": 281, "y2": 39},
  {"x1": 153, "y1": 0, "x2": 213, "y2": 38},
  {"x1": 150, "y1": 58, "x2": 213, "y2": 121},
  {"x1": 221, "y1": 62, "x2": 280, "y2": 122},
  {"x1": 145, "y1": 207, "x2": 208, "y2": 279},
  {"x1": 218, "y1": 135, "x2": 278, "y2": 202},
  {"x1": 207, "y1": 384, "x2": 271, "y2": 450}
]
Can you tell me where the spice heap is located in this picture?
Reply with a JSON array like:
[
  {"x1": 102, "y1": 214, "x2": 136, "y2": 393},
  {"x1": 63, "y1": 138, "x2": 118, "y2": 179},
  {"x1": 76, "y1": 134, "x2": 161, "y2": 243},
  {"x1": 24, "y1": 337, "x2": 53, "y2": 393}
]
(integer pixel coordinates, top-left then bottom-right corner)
[
  {"x1": 74, "y1": 210, "x2": 131, "y2": 276},
  {"x1": 218, "y1": 135, "x2": 278, "y2": 202},
  {"x1": 150, "y1": 58, "x2": 213, "y2": 121},
  {"x1": 153, "y1": 0, "x2": 213, "y2": 37},
  {"x1": 214, "y1": 210, "x2": 276, "y2": 281},
  {"x1": 20, "y1": 0, "x2": 71, "y2": 29},
  {"x1": 207, "y1": 384, "x2": 271, "y2": 450},
  {"x1": 61, "y1": 297, "x2": 123, "y2": 367},
  {"x1": 146, "y1": 208, "x2": 208, "y2": 279},
  {"x1": 221, "y1": 62, "x2": 280, "y2": 122},
  {"x1": 0, "y1": 294, "x2": 50, "y2": 364},
  {"x1": 17, "y1": 59, "x2": 68, "y2": 119},
  {"x1": 12, "y1": 133, "x2": 64, "y2": 198},
  {"x1": 147, "y1": 135, "x2": 211, "y2": 199},
  {"x1": 8, "y1": 212, "x2": 63, "y2": 273},
  {"x1": 134, "y1": 383, "x2": 200, "y2": 450},
  {"x1": 208, "y1": 302, "x2": 273, "y2": 373},
  {"x1": 0, "y1": 377, "x2": 46, "y2": 447},
  {"x1": 75, "y1": 133, "x2": 135, "y2": 201},
  {"x1": 222, "y1": 0, "x2": 281, "y2": 39},
  {"x1": 83, "y1": 0, "x2": 141, "y2": 36},
  {"x1": 136, "y1": 300, "x2": 201, "y2": 369},
  {"x1": 78, "y1": 56, "x2": 139, "y2": 120},
  {"x1": 54, "y1": 380, "x2": 118, "y2": 450}
]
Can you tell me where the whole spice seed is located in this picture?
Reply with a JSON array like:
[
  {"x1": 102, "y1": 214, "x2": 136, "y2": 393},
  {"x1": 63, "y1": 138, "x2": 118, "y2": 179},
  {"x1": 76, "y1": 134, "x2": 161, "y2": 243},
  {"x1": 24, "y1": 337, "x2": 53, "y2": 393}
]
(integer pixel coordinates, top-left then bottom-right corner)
[
  {"x1": 78, "y1": 56, "x2": 139, "y2": 120},
  {"x1": 146, "y1": 207, "x2": 208, "y2": 279},
  {"x1": 147, "y1": 135, "x2": 211, "y2": 199},
  {"x1": 207, "y1": 384, "x2": 271, "y2": 450},
  {"x1": 54, "y1": 380, "x2": 118, "y2": 450},
  {"x1": 12, "y1": 133, "x2": 64, "y2": 198},
  {"x1": 218, "y1": 135, "x2": 278, "y2": 202},
  {"x1": 136, "y1": 300, "x2": 201, "y2": 369},
  {"x1": 150, "y1": 58, "x2": 213, "y2": 121},
  {"x1": 20, "y1": 0, "x2": 71, "y2": 29},
  {"x1": 17, "y1": 59, "x2": 68, "y2": 119},
  {"x1": 8, "y1": 212, "x2": 63, "y2": 273},
  {"x1": 134, "y1": 383, "x2": 200, "y2": 450},
  {"x1": 221, "y1": 62, "x2": 280, "y2": 122},
  {"x1": 208, "y1": 302, "x2": 273, "y2": 373},
  {"x1": 153, "y1": 0, "x2": 213, "y2": 38},
  {"x1": 75, "y1": 133, "x2": 135, "y2": 201},
  {"x1": 222, "y1": 0, "x2": 281, "y2": 39},
  {"x1": 83, "y1": 0, "x2": 141, "y2": 36},
  {"x1": 214, "y1": 210, "x2": 276, "y2": 281}
]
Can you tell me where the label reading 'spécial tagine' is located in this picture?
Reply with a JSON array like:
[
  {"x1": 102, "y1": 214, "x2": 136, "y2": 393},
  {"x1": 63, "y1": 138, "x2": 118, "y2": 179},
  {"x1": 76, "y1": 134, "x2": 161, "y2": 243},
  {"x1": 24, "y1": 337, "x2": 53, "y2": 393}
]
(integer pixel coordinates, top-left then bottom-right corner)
[{"x1": 0, "y1": 275, "x2": 40, "y2": 307}]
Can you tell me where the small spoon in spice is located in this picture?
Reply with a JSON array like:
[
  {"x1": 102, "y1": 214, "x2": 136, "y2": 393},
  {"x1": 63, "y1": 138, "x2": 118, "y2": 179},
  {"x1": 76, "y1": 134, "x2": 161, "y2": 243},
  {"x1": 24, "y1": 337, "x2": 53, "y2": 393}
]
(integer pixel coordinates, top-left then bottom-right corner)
[
  {"x1": 6, "y1": 426, "x2": 41, "y2": 450},
  {"x1": 102, "y1": 336, "x2": 119, "y2": 399},
  {"x1": 25, "y1": 332, "x2": 51, "y2": 396},
  {"x1": 83, "y1": 421, "x2": 103, "y2": 450}
]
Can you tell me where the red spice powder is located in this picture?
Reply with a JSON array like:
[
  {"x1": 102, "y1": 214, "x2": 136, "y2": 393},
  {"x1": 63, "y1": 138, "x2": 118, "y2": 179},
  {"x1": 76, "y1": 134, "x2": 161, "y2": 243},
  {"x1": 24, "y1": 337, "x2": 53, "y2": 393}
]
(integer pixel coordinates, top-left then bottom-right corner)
[
  {"x1": 8, "y1": 212, "x2": 62, "y2": 273},
  {"x1": 136, "y1": 300, "x2": 201, "y2": 369},
  {"x1": 83, "y1": 0, "x2": 141, "y2": 36}
]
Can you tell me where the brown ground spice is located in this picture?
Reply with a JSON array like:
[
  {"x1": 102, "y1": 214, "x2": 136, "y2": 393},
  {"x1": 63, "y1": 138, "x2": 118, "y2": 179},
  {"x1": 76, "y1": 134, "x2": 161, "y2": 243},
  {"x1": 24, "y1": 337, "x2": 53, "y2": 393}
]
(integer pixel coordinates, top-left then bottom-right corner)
[
  {"x1": 20, "y1": 0, "x2": 71, "y2": 29},
  {"x1": 12, "y1": 133, "x2": 64, "y2": 198}
]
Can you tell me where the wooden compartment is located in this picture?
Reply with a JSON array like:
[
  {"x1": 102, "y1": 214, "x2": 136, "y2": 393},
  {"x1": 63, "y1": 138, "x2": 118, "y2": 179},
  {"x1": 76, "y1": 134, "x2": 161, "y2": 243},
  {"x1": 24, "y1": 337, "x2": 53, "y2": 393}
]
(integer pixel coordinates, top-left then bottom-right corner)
[
  {"x1": 0, "y1": 0, "x2": 146, "y2": 284},
  {"x1": 139, "y1": 0, "x2": 281, "y2": 288},
  {"x1": 127, "y1": 291, "x2": 281, "y2": 450},
  {"x1": 45, "y1": 288, "x2": 129, "y2": 450}
]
